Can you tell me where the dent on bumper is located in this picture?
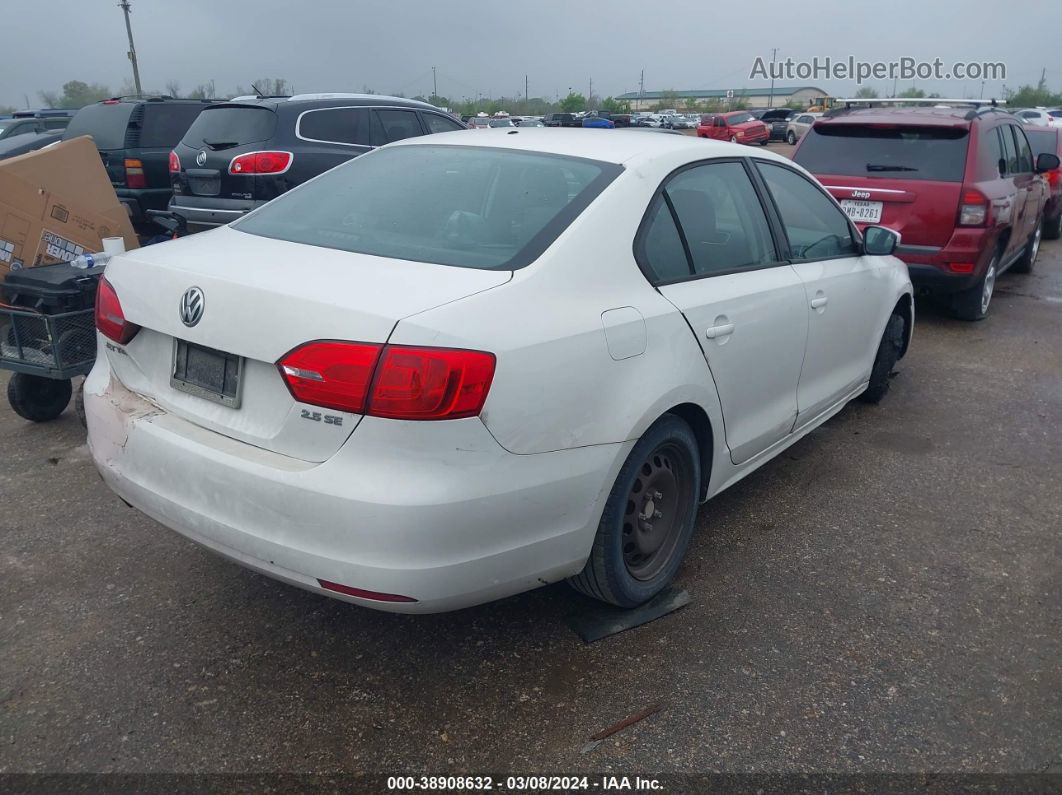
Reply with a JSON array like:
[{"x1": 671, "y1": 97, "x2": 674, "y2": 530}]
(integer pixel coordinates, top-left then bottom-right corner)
[{"x1": 85, "y1": 365, "x2": 629, "y2": 613}]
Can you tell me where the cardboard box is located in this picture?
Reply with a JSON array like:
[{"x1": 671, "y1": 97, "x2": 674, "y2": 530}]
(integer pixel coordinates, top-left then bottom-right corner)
[{"x1": 0, "y1": 136, "x2": 138, "y2": 279}]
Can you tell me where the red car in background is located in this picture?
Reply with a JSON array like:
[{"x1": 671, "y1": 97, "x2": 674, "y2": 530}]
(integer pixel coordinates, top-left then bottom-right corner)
[
  {"x1": 696, "y1": 111, "x2": 769, "y2": 145},
  {"x1": 1025, "y1": 126, "x2": 1062, "y2": 239},
  {"x1": 793, "y1": 107, "x2": 1059, "y2": 320}
]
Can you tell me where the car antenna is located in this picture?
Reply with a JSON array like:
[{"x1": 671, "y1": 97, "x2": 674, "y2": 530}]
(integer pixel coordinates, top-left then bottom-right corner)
[{"x1": 251, "y1": 82, "x2": 264, "y2": 98}]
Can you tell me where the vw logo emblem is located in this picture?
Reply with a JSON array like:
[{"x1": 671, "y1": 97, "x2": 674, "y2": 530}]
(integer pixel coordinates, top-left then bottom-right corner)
[
  {"x1": 195, "y1": 150, "x2": 207, "y2": 167},
  {"x1": 179, "y1": 287, "x2": 205, "y2": 327}
]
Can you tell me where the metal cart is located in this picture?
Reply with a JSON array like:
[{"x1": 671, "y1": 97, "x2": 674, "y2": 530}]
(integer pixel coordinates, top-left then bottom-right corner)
[{"x1": 0, "y1": 304, "x2": 95, "y2": 422}]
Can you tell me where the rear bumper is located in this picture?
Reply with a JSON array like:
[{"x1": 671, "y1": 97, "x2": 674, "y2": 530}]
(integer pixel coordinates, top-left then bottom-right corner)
[
  {"x1": 894, "y1": 228, "x2": 996, "y2": 295},
  {"x1": 84, "y1": 359, "x2": 628, "y2": 614},
  {"x1": 116, "y1": 188, "x2": 173, "y2": 222},
  {"x1": 168, "y1": 196, "x2": 263, "y2": 228}
]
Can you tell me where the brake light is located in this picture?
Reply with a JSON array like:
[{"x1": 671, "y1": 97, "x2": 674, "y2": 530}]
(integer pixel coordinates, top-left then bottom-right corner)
[
  {"x1": 228, "y1": 151, "x2": 292, "y2": 175},
  {"x1": 947, "y1": 262, "x2": 976, "y2": 274},
  {"x1": 95, "y1": 277, "x2": 140, "y2": 345},
  {"x1": 1048, "y1": 168, "x2": 1061, "y2": 189},
  {"x1": 276, "y1": 341, "x2": 496, "y2": 420},
  {"x1": 168, "y1": 150, "x2": 180, "y2": 174},
  {"x1": 958, "y1": 189, "x2": 988, "y2": 226},
  {"x1": 124, "y1": 158, "x2": 146, "y2": 189}
]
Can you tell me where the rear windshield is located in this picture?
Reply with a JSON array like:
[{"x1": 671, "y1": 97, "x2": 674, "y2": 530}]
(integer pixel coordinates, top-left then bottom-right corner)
[
  {"x1": 62, "y1": 103, "x2": 135, "y2": 149},
  {"x1": 139, "y1": 103, "x2": 209, "y2": 148},
  {"x1": 1025, "y1": 128, "x2": 1059, "y2": 157},
  {"x1": 181, "y1": 105, "x2": 277, "y2": 149},
  {"x1": 235, "y1": 144, "x2": 621, "y2": 270},
  {"x1": 795, "y1": 124, "x2": 970, "y2": 181}
]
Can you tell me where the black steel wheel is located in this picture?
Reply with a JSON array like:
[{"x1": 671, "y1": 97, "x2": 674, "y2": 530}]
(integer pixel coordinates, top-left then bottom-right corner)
[
  {"x1": 568, "y1": 414, "x2": 701, "y2": 607},
  {"x1": 7, "y1": 373, "x2": 72, "y2": 422}
]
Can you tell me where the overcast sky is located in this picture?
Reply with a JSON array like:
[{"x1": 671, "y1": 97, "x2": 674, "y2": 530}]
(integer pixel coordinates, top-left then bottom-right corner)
[{"x1": 3, "y1": 0, "x2": 1060, "y2": 108}]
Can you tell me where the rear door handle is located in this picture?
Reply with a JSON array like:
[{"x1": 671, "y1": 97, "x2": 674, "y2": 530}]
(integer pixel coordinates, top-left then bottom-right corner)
[
  {"x1": 810, "y1": 295, "x2": 829, "y2": 310},
  {"x1": 705, "y1": 322, "x2": 735, "y2": 339}
]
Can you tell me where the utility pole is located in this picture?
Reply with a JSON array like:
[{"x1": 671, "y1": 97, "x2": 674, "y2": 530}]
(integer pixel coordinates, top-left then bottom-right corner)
[
  {"x1": 768, "y1": 47, "x2": 777, "y2": 108},
  {"x1": 432, "y1": 66, "x2": 437, "y2": 100},
  {"x1": 118, "y1": 1, "x2": 143, "y2": 97},
  {"x1": 980, "y1": 80, "x2": 985, "y2": 99},
  {"x1": 525, "y1": 75, "x2": 528, "y2": 105},
  {"x1": 589, "y1": 76, "x2": 592, "y2": 108}
]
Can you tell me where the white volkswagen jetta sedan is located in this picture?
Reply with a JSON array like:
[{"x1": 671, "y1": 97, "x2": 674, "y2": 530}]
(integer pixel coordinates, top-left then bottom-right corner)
[{"x1": 86, "y1": 129, "x2": 913, "y2": 613}]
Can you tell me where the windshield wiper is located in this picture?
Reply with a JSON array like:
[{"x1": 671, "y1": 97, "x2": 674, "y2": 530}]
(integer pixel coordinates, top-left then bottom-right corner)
[
  {"x1": 866, "y1": 164, "x2": 919, "y2": 172},
  {"x1": 202, "y1": 139, "x2": 239, "y2": 150}
]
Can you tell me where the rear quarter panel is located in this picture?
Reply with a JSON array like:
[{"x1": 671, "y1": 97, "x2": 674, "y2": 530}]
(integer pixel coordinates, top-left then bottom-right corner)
[{"x1": 386, "y1": 157, "x2": 726, "y2": 459}]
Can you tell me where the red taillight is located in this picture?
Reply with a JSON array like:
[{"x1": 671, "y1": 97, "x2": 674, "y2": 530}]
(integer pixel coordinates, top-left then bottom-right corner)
[
  {"x1": 1049, "y1": 169, "x2": 1061, "y2": 189},
  {"x1": 277, "y1": 341, "x2": 382, "y2": 414},
  {"x1": 102, "y1": 99, "x2": 120, "y2": 105},
  {"x1": 276, "y1": 341, "x2": 496, "y2": 421},
  {"x1": 168, "y1": 150, "x2": 181, "y2": 174},
  {"x1": 95, "y1": 277, "x2": 140, "y2": 344},
  {"x1": 368, "y1": 345, "x2": 496, "y2": 420},
  {"x1": 947, "y1": 262, "x2": 976, "y2": 274},
  {"x1": 958, "y1": 189, "x2": 988, "y2": 226},
  {"x1": 228, "y1": 151, "x2": 292, "y2": 175},
  {"x1": 124, "y1": 158, "x2": 146, "y2": 189},
  {"x1": 317, "y1": 579, "x2": 417, "y2": 603}
]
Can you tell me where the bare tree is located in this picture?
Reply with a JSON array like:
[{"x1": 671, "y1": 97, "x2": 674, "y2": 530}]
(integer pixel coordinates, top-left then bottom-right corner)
[{"x1": 165, "y1": 80, "x2": 182, "y2": 98}]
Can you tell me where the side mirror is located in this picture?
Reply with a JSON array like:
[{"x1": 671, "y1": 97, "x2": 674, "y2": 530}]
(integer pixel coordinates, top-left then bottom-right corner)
[
  {"x1": 1035, "y1": 152, "x2": 1060, "y2": 173},
  {"x1": 863, "y1": 225, "x2": 900, "y2": 256}
]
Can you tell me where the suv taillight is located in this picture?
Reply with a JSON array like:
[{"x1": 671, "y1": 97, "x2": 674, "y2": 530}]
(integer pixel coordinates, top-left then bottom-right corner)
[
  {"x1": 95, "y1": 277, "x2": 140, "y2": 345},
  {"x1": 228, "y1": 151, "x2": 292, "y2": 175},
  {"x1": 1048, "y1": 168, "x2": 1061, "y2": 189},
  {"x1": 277, "y1": 341, "x2": 495, "y2": 420},
  {"x1": 958, "y1": 189, "x2": 988, "y2": 226},
  {"x1": 124, "y1": 158, "x2": 146, "y2": 189},
  {"x1": 168, "y1": 150, "x2": 181, "y2": 174}
]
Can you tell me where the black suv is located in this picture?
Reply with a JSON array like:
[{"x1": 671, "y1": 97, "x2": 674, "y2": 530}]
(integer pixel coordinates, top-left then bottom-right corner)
[
  {"x1": 168, "y1": 94, "x2": 468, "y2": 231},
  {"x1": 0, "y1": 109, "x2": 76, "y2": 140},
  {"x1": 543, "y1": 113, "x2": 580, "y2": 128},
  {"x1": 63, "y1": 97, "x2": 215, "y2": 229}
]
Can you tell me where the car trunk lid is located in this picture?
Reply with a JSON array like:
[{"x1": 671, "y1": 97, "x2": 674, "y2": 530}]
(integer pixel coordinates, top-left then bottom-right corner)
[
  {"x1": 102, "y1": 226, "x2": 511, "y2": 462},
  {"x1": 173, "y1": 104, "x2": 278, "y2": 201}
]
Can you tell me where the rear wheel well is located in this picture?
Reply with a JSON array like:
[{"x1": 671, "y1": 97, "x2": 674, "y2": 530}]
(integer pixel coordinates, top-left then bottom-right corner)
[
  {"x1": 664, "y1": 403, "x2": 714, "y2": 500},
  {"x1": 892, "y1": 294, "x2": 913, "y2": 359}
]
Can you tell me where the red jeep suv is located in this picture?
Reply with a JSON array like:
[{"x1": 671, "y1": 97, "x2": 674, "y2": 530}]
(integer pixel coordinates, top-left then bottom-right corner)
[
  {"x1": 697, "y1": 111, "x2": 769, "y2": 146},
  {"x1": 793, "y1": 107, "x2": 1059, "y2": 320}
]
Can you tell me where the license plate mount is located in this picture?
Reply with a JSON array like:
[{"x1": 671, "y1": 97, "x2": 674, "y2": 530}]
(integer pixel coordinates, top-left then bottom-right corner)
[
  {"x1": 840, "y1": 199, "x2": 884, "y2": 224},
  {"x1": 171, "y1": 339, "x2": 243, "y2": 408}
]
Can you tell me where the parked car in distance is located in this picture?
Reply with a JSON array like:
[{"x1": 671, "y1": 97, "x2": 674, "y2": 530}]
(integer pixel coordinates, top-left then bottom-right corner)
[
  {"x1": 169, "y1": 94, "x2": 467, "y2": 232},
  {"x1": 664, "y1": 114, "x2": 694, "y2": 130},
  {"x1": 785, "y1": 112, "x2": 822, "y2": 144},
  {"x1": 581, "y1": 113, "x2": 615, "y2": 129},
  {"x1": 697, "y1": 111, "x2": 770, "y2": 145},
  {"x1": 635, "y1": 115, "x2": 662, "y2": 128},
  {"x1": 0, "y1": 109, "x2": 76, "y2": 140},
  {"x1": 793, "y1": 107, "x2": 1059, "y2": 319},
  {"x1": 86, "y1": 131, "x2": 913, "y2": 614},
  {"x1": 488, "y1": 118, "x2": 516, "y2": 128},
  {"x1": 467, "y1": 115, "x2": 491, "y2": 129},
  {"x1": 1025, "y1": 126, "x2": 1062, "y2": 239},
  {"x1": 0, "y1": 130, "x2": 62, "y2": 160},
  {"x1": 517, "y1": 118, "x2": 545, "y2": 128},
  {"x1": 1012, "y1": 108, "x2": 1061, "y2": 128},
  {"x1": 761, "y1": 108, "x2": 796, "y2": 141},
  {"x1": 543, "y1": 112, "x2": 580, "y2": 127},
  {"x1": 63, "y1": 97, "x2": 215, "y2": 231}
]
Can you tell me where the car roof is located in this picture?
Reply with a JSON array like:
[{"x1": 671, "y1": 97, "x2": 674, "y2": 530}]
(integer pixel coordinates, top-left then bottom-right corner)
[
  {"x1": 816, "y1": 107, "x2": 986, "y2": 127},
  {"x1": 232, "y1": 93, "x2": 440, "y2": 111},
  {"x1": 388, "y1": 127, "x2": 796, "y2": 168}
]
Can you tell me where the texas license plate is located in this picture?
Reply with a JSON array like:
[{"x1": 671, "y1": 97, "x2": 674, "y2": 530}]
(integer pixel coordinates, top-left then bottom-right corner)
[
  {"x1": 840, "y1": 199, "x2": 883, "y2": 223},
  {"x1": 171, "y1": 339, "x2": 243, "y2": 408}
]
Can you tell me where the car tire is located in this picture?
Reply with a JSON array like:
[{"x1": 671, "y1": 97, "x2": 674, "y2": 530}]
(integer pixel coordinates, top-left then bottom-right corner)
[
  {"x1": 1044, "y1": 211, "x2": 1062, "y2": 241},
  {"x1": 759, "y1": 138, "x2": 770, "y2": 146},
  {"x1": 568, "y1": 414, "x2": 700, "y2": 608},
  {"x1": 859, "y1": 314, "x2": 904, "y2": 404},
  {"x1": 1010, "y1": 221, "x2": 1042, "y2": 274},
  {"x1": 951, "y1": 251, "x2": 999, "y2": 321},
  {"x1": 7, "y1": 374, "x2": 72, "y2": 422},
  {"x1": 787, "y1": 131, "x2": 796, "y2": 145}
]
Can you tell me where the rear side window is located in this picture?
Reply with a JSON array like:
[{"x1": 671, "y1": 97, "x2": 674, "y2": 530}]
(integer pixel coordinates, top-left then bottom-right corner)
[
  {"x1": 373, "y1": 109, "x2": 423, "y2": 144},
  {"x1": 183, "y1": 105, "x2": 277, "y2": 149},
  {"x1": 298, "y1": 107, "x2": 371, "y2": 146},
  {"x1": 639, "y1": 198, "x2": 690, "y2": 282},
  {"x1": 795, "y1": 124, "x2": 970, "y2": 182},
  {"x1": 757, "y1": 162, "x2": 859, "y2": 260},
  {"x1": 999, "y1": 125, "x2": 1018, "y2": 174},
  {"x1": 139, "y1": 104, "x2": 208, "y2": 148},
  {"x1": 234, "y1": 144, "x2": 620, "y2": 270},
  {"x1": 62, "y1": 103, "x2": 135, "y2": 149},
  {"x1": 422, "y1": 113, "x2": 466, "y2": 134}
]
